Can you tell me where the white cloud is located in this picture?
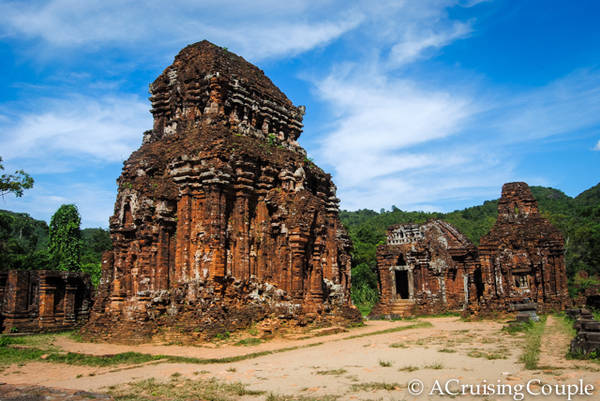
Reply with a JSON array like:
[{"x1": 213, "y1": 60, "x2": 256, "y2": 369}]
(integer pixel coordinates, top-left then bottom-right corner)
[
  {"x1": 389, "y1": 21, "x2": 472, "y2": 67},
  {"x1": 312, "y1": 67, "x2": 600, "y2": 213},
  {"x1": 0, "y1": 0, "x2": 363, "y2": 61},
  {"x1": 489, "y1": 70, "x2": 600, "y2": 142},
  {"x1": 594, "y1": 140, "x2": 600, "y2": 151},
  {"x1": 313, "y1": 67, "x2": 474, "y2": 188},
  {"x1": 0, "y1": 94, "x2": 151, "y2": 165},
  {"x1": 0, "y1": 1, "x2": 487, "y2": 63}
]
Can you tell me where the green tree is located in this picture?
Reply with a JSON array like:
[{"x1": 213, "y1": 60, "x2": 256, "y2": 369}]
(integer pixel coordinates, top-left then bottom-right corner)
[
  {"x1": 81, "y1": 227, "x2": 112, "y2": 286},
  {"x1": 49, "y1": 204, "x2": 82, "y2": 271},
  {"x1": 0, "y1": 156, "x2": 34, "y2": 197}
]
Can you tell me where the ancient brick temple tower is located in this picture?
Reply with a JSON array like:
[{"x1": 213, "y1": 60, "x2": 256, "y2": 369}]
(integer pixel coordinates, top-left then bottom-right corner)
[
  {"x1": 477, "y1": 182, "x2": 569, "y2": 312},
  {"x1": 369, "y1": 220, "x2": 479, "y2": 317},
  {"x1": 85, "y1": 41, "x2": 359, "y2": 341}
]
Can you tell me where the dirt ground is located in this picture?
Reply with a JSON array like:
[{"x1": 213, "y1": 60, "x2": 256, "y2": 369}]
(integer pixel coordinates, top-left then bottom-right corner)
[{"x1": 2, "y1": 316, "x2": 600, "y2": 401}]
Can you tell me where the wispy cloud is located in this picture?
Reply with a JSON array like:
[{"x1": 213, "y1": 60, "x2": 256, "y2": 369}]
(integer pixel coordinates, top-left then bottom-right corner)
[
  {"x1": 313, "y1": 66, "x2": 474, "y2": 188},
  {"x1": 487, "y1": 70, "x2": 600, "y2": 142},
  {"x1": 312, "y1": 66, "x2": 600, "y2": 212},
  {"x1": 594, "y1": 140, "x2": 600, "y2": 151},
  {"x1": 0, "y1": 0, "x2": 363, "y2": 61},
  {"x1": 0, "y1": 94, "x2": 151, "y2": 166},
  {"x1": 388, "y1": 21, "x2": 472, "y2": 67}
]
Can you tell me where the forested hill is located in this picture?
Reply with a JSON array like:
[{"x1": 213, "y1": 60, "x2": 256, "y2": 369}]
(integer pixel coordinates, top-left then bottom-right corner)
[{"x1": 340, "y1": 183, "x2": 600, "y2": 310}]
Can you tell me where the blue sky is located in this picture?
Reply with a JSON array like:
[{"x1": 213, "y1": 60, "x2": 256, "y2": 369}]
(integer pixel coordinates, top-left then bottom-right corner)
[{"x1": 0, "y1": 0, "x2": 599, "y2": 228}]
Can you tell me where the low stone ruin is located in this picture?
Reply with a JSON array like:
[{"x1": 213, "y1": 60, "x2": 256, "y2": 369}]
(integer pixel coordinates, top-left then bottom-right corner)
[
  {"x1": 369, "y1": 220, "x2": 479, "y2": 317},
  {"x1": 0, "y1": 270, "x2": 92, "y2": 333},
  {"x1": 570, "y1": 308, "x2": 600, "y2": 356},
  {"x1": 84, "y1": 41, "x2": 359, "y2": 342},
  {"x1": 512, "y1": 302, "x2": 540, "y2": 322}
]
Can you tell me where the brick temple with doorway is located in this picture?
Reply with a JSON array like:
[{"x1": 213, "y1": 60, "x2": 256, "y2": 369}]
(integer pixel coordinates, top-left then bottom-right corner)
[
  {"x1": 370, "y1": 182, "x2": 569, "y2": 318},
  {"x1": 369, "y1": 220, "x2": 479, "y2": 317}
]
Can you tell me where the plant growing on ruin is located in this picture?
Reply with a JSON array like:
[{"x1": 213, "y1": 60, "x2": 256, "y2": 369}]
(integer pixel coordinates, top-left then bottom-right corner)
[{"x1": 49, "y1": 204, "x2": 82, "y2": 271}]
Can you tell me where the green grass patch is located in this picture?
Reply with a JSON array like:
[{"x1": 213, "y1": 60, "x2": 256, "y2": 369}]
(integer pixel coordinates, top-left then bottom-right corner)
[
  {"x1": 378, "y1": 360, "x2": 393, "y2": 367},
  {"x1": 110, "y1": 376, "x2": 264, "y2": 401},
  {"x1": 233, "y1": 337, "x2": 262, "y2": 346},
  {"x1": 0, "y1": 335, "x2": 26, "y2": 347},
  {"x1": 0, "y1": 345, "x2": 45, "y2": 366},
  {"x1": 45, "y1": 351, "x2": 165, "y2": 367},
  {"x1": 212, "y1": 331, "x2": 231, "y2": 341},
  {"x1": 519, "y1": 316, "x2": 547, "y2": 369},
  {"x1": 502, "y1": 321, "x2": 534, "y2": 335},
  {"x1": 438, "y1": 347, "x2": 456, "y2": 353}
]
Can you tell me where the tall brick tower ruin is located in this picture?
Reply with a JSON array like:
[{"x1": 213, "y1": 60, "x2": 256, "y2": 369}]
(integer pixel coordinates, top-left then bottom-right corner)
[
  {"x1": 85, "y1": 41, "x2": 359, "y2": 341},
  {"x1": 477, "y1": 182, "x2": 569, "y2": 312}
]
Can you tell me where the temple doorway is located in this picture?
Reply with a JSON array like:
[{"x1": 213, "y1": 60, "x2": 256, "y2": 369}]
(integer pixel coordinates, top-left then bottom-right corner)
[{"x1": 395, "y1": 270, "x2": 410, "y2": 299}]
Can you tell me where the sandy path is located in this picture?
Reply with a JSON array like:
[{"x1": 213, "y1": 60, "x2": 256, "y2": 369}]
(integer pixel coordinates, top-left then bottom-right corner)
[
  {"x1": 538, "y1": 315, "x2": 599, "y2": 372},
  {"x1": 52, "y1": 319, "x2": 411, "y2": 359},
  {"x1": 3, "y1": 317, "x2": 600, "y2": 400},
  {"x1": 538, "y1": 315, "x2": 573, "y2": 369}
]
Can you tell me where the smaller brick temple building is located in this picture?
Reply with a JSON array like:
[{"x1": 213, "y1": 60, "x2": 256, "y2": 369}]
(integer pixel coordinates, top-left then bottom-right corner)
[
  {"x1": 0, "y1": 270, "x2": 92, "y2": 333},
  {"x1": 371, "y1": 182, "x2": 569, "y2": 318},
  {"x1": 369, "y1": 220, "x2": 479, "y2": 317},
  {"x1": 477, "y1": 182, "x2": 569, "y2": 312}
]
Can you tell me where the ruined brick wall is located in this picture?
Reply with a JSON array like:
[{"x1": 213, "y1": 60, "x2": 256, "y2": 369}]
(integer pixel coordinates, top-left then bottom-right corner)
[
  {"x1": 84, "y1": 41, "x2": 359, "y2": 342},
  {"x1": 370, "y1": 220, "x2": 478, "y2": 317},
  {"x1": 477, "y1": 182, "x2": 569, "y2": 313},
  {"x1": 0, "y1": 270, "x2": 92, "y2": 333}
]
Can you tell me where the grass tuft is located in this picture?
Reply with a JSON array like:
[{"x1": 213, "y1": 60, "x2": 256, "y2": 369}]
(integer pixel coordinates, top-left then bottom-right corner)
[
  {"x1": 234, "y1": 337, "x2": 262, "y2": 346},
  {"x1": 315, "y1": 368, "x2": 347, "y2": 375},
  {"x1": 350, "y1": 382, "x2": 403, "y2": 392}
]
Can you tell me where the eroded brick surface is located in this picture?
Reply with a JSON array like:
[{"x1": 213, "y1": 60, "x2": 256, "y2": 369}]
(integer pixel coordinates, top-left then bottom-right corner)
[
  {"x1": 477, "y1": 182, "x2": 569, "y2": 313},
  {"x1": 370, "y1": 220, "x2": 478, "y2": 317},
  {"x1": 372, "y1": 182, "x2": 569, "y2": 317},
  {"x1": 0, "y1": 270, "x2": 92, "y2": 333},
  {"x1": 83, "y1": 41, "x2": 359, "y2": 342}
]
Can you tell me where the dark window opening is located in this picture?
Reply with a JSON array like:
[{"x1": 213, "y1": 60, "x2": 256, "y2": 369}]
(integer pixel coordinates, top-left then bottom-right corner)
[
  {"x1": 474, "y1": 268, "x2": 484, "y2": 299},
  {"x1": 395, "y1": 270, "x2": 409, "y2": 299},
  {"x1": 397, "y1": 254, "x2": 406, "y2": 266},
  {"x1": 514, "y1": 275, "x2": 528, "y2": 289}
]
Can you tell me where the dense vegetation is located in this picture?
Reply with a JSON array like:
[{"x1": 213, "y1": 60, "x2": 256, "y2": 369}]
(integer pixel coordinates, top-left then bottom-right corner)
[
  {"x1": 0, "y1": 208, "x2": 110, "y2": 286},
  {"x1": 341, "y1": 183, "x2": 600, "y2": 313}
]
